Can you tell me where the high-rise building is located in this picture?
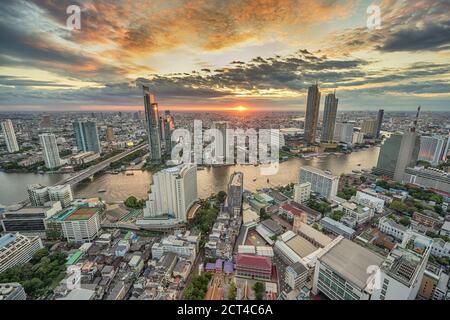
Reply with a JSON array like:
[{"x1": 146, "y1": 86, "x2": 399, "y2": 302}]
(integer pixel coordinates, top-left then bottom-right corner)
[
  {"x1": 39, "y1": 133, "x2": 61, "y2": 169},
  {"x1": 73, "y1": 121, "x2": 102, "y2": 153},
  {"x1": 373, "y1": 134, "x2": 403, "y2": 177},
  {"x1": 144, "y1": 164, "x2": 198, "y2": 222},
  {"x1": 162, "y1": 110, "x2": 175, "y2": 156},
  {"x1": 304, "y1": 84, "x2": 321, "y2": 144},
  {"x1": 27, "y1": 184, "x2": 50, "y2": 206},
  {"x1": 212, "y1": 121, "x2": 229, "y2": 163},
  {"x1": 0, "y1": 233, "x2": 44, "y2": 273},
  {"x1": 106, "y1": 126, "x2": 114, "y2": 142},
  {"x1": 299, "y1": 166, "x2": 339, "y2": 199},
  {"x1": 143, "y1": 86, "x2": 162, "y2": 163},
  {"x1": 361, "y1": 119, "x2": 378, "y2": 138},
  {"x1": 334, "y1": 122, "x2": 354, "y2": 145},
  {"x1": 321, "y1": 92, "x2": 338, "y2": 142},
  {"x1": 294, "y1": 182, "x2": 311, "y2": 204},
  {"x1": 228, "y1": 172, "x2": 244, "y2": 216},
  {"x1": 48, "y1": 185, "x2": 74, "y2": 208},
  {"x1": 375, "y1": 109, "x2": 384, "y2": 139},
  {"x1": 394, "y1": 126, "x2": 421, "y2": 181},
  {"x1": 418, "y1": 135, "x2": 449, "y2": 166},
  {"x1": 1, "y1": 119, "x2": 19, "y2": 153}
]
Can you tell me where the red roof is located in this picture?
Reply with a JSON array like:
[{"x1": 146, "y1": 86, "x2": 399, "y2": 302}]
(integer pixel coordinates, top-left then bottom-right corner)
[
  {"x1": 236, "y1": 254, "x2": 272, "y2": 271},
  {"x1": 280, "y1": 203, "x2": 305, "y2": 217}
]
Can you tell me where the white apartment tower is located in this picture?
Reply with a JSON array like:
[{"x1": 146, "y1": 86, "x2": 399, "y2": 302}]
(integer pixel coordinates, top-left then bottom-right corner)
[
  {"x1": 39, "y1": 133, "x2": 61, "y2": 169},
  {"x1": 299, "y1": 166, "x2": 339, "y2": 199},
  {"x1": 48, "y1": 185, "x2": 74, "y2": 208},
  {"x1": 294, "y1": 182, "x2": 311, "y2": 204},
  {"x1": 1, "y1": 119, "x2": 19, "y2": 153},
  {"x1": 144, "y1": 164, "x2": 198, "y2": 222}
]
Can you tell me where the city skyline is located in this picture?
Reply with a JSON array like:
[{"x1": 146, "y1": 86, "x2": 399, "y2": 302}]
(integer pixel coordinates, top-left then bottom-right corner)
[{"x1": 0, "y1": 0, "x2": 449, "y2": 112}]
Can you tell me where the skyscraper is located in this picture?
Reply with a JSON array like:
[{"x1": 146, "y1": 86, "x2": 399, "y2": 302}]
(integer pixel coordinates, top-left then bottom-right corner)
[
  {"x1": 39, "y1": 133, "x2": 61, "y2": 169},
  {"x1": 73, "y1": 121, "x2": 102, "y2": 153},
  {"x1": 393, "y1": 107, "x2": 421, "y2": 181},
  {"x1": 228, "y1": 172, "x2": 243, "y2": 217},
  {"x1": 212, "y1": 121, "x2": 229, "y2": 163},
  {"x1": 374, "y1": 134, "x2": 403, "y2": 178},
  {"x1": 321, "y1": 92, "x2": 338, "y2": 142},
  {"x1": 143, "y1": 164, "x2": 198, "y2": 222},
  {"x1": 163, "y1": 111, "x2": 175, "y2": 156},
  {"x1": 361, "y1": 119, "x2": 378, "y2": 138},
  {"x1": 1, "y1": 119, "x2": 19, "y2": 153},
  {"x1": 304, "y1": 84, "x2": 321, "y2": 144},
  {"x1": 143, "y1": 86, "x2": 162, "y2": 163},
  {"x1": 375, "y1": 109, "x2": 384, "y2": 139}
]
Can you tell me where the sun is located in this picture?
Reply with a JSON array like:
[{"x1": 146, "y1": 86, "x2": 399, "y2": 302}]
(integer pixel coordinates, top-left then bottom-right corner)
[{"x1": 232, "y1": 105, "x2": 248, "y2": 112}]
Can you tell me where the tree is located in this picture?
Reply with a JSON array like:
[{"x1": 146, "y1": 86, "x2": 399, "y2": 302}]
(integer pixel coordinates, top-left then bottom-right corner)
[
  {"x1": 217, "y1": 191, "x2": 227, "y2": 204},
  {"x1": 330, "y1": 210, "x2": 344, "y2": 222},
  {"x1": 389, "y1": 200, "x2": 409, "y2": 214},
  {"x1": 124, "y1": 196, "x2": 144, "y2": 209},
  {"x1": 253, "y1": 282, "x2": 265, "y2": 300},
  {"x1": 31, "y1": 248, "x2": 50, "y2": 264},
  {"x1": 259, "y1": 208, "x2": 270, "y2": 220},
  {"x1": 228, "y1": 282, "x2": 237, "y2": 300},
  {"x1": 399, "y1": 216, "x2": 411, "y2": 227}
]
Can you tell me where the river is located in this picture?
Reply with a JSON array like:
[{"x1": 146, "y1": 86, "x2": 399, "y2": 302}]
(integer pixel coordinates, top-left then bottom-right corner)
[{"x1": 0, "y1": 147, "x2": 380, "y2": 205}]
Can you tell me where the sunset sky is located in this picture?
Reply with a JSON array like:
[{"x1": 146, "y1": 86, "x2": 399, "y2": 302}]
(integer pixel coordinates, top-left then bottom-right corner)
[{"x1": 0, "y1": 0, "x2": 449, "y2": 112}]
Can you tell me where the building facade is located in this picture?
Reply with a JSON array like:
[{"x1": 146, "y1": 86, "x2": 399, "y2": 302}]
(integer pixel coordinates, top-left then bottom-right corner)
[
  {"x1": 321, "y1": 93, "x2": 338, "y2": 142},
  {"x1": 1, "y1": 119, "x2": 19, "y2": 153},
  {"x1": 73, "y1": 121, "x2": 102, "y2": 154},
  {"x1": 143, "y1": 86, "x2": 162, "y2": 163},
  {"x1": 304, "y1": 84, "x2": 321, "y2": 144},
  {"x1": 0, "y1": 233, "x2": 44, "y2": 273},
  {"x1": 39, "y1": 133, "x2": 61, "y2": 169},
  {"x1": 294, "y1": 182, "x2": 311, "y2": 204},
  {"x1": 299, "y1": 166, "x2": 339, "y2": 199}
]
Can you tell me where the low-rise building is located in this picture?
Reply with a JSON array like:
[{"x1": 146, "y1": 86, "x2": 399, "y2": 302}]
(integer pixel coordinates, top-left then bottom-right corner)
[
  {"x1": 285, "y1": 262, "x2": 308, "y2": 290},
  {"x1": 378, "y1": 216, "x2": 408, "y2": 241},
  {"x1": 294, "y1": 182, "x2": 311, "y2": 204},
  {"x1": 235, "y1": 254, "x2": 272, "y2": 281},
  {"x1": 320, "y1": 217, "x2": 355, "y2": 239},
  {"x1": 0, "y1": 283, "x2": 27, "y2": 300}
]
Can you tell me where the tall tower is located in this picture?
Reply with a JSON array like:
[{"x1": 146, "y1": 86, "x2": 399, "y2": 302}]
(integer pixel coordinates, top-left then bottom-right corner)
[
  {"x1": 1, "y1": 119, "x2": 19, "y2": 153},
  {"x1": 304, "y1": 84, "x2": 321, "y2": 144},
  {"x1": 393, "y1": 107, "x2": 421, "y2": 181},
  {"x1": 376, "y1": 109, "x2": 384, "y2": 139},
  {"x1": 73, "y1": 121, "x2": 101, "y2": 153},
  {"x1": 39, "y1": 133, "x2": 61, "y2": 169},
  {"x1": 163, "y1": 111, "x2": 175, "y2": 156},
  {"x1": 143, "y1": 86, "x2": 162, "y2": 163},
  {"x1": 321, "y1": 92, "x2": 338, "y2": 142}
]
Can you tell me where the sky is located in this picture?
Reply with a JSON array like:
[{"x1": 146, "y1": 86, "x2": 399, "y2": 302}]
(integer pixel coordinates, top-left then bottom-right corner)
[{"x1": 0, "y1": 0, "x2": 449, "y2": 112}]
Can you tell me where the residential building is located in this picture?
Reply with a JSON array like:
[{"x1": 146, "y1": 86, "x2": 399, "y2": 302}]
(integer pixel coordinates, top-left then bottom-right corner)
[
  {"x1": 212, "y1": 121, "x2": 229, "y2": 163},
  {"x1": 321, "y1": 92, "x2": 338, "y2": 142},
  {"x1": 299, "y1": 166, "x2": 339, "y2": 199},
  {"x1": 0, "y1": 283, "x2": 27, "y2": 300},
  {"x1": 354, "y1": 189, "x2": 385, "y2": 213},
  {"x1": 144, "y1": 164, "x2": 198, "y2": 222},
  {"x1": 39, "y1": 133, "x2": 61, "y2": 169},
  {"x1": 394, "y1": 131, "x2": 421, "y2": 182},
  {"x1": 418, "y1": 135, "x2": 449, "y2": 166},
  {"x1": 304, "y1": 84, "x2": 321, "y2": 144},
  {"x1": 339, "y1": 202, "x2": 374, "y2": 228},
  {"x1": 352, "y1": 132, "x2": 365, "y2": 145},
  {"x1": 27, "y1": 184, "x2": 50, "y2": 206},
  {"x1": 334, "y1": 122, "x2": 354, "y2": 145},
  {"x1": 151, "y1": 232, "x2": 199, "y2": 260},
  {"x1": 163, "y1": 110, "x2": 175, "y2": 156},
  {"x1": 143, "y1": 86, "x2": 162, "y2": 163},
  {"x1": 1, "y1": 119, "x2": 19, "y2": 153},
  {"x1": 293, "y1": 182, "x2": 311, "y2": 204},
  {"x1": 73, "y1": 121, "x2": 101, "y2": 153},
  {"x1": 361, "y1": 119, "x2": 378, "y2": 138},
  {"x1": 48, "y1": 185, "x2": 74, "y2": 208},
  {"x1": 228, "y1": 171, "x2": 244, "y2": 216},
  {"x1": 0, "y1": 233, "x2": 44, "y2": 273}
]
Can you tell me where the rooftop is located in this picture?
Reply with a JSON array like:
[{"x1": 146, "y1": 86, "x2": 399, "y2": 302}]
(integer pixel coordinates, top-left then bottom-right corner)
[
  {"x1": 286, "y1": 236, "x2": 318, "y2": 258},
  {"x1": 49, "y1": 207, "x2": 99, "y2": 222},
  {"x1": 236, "y1": 254, "x2": 272, "y2": 271},
  {"x1": 319, "y1": 238, "x2": 384, "y2": 290},
  {"x1": 0, "y1": 234, "x2": 16, "y2": 249}
]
